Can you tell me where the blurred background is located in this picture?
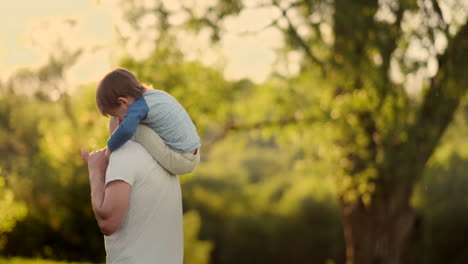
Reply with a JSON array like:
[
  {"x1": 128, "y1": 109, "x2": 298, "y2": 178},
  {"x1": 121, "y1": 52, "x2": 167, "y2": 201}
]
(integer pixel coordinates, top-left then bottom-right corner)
[{"x1": 1, "y1": 0, "x2": 468, "y2": 263}]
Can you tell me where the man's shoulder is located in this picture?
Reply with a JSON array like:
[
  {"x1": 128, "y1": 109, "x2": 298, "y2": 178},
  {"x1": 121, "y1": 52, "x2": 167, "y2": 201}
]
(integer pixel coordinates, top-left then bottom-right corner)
[
  {"x1": 114, "y1": 140, "x2": 144, "y2": 151},
  {"x1": 109, "y1": 141, "x2": 172, "y2": 180},
  {"x1": 110, "y1": 141, "x2": 148, "y2": 161},
  {"x1": 110, "y1": 141, "x2": 167, "y2": 169}
]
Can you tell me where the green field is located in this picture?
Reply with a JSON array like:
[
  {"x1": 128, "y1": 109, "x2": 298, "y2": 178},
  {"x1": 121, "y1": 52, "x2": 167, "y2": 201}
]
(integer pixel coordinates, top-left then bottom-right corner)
[{"x1": 0, "y1": 258, "x2": 99, "y2": 264}]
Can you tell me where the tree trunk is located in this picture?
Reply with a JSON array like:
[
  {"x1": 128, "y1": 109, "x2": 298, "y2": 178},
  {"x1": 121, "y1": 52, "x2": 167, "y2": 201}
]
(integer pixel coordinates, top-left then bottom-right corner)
[
  {"x1": 338, "y1": 19, "x2": 468, "y2": 264},
  {"x1": 340, "y1": 184, "x2": 416, "y2": 264}
]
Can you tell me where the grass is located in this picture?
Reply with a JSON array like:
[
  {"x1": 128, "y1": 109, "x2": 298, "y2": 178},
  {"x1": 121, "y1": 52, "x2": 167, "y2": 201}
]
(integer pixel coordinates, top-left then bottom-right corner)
[{"x1": 0, "y1": 258, "x2": 100, "y2": 264}]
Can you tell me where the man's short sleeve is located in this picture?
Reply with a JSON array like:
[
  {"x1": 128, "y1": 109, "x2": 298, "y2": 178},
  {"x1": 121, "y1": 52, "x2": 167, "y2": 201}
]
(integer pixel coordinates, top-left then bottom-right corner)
[{"x1": 105, "y1": 143, "x2": 138, "y2": 186}]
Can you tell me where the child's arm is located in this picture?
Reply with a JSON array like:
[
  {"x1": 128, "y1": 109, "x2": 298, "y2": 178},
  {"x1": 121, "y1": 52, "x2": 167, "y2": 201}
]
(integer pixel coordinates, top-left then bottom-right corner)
[{"x1": 107, "y1": 97, "x2": 148, "y2": 152}]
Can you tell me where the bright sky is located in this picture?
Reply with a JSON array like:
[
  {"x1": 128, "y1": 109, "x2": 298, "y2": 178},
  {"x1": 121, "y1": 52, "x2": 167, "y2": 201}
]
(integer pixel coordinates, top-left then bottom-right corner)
[
  {"x1": 0, "y1": 0, "x2": 284, "y2": 87},
  {"x1": 2, "y1": 0, "x2": 465, "y2": 92}
]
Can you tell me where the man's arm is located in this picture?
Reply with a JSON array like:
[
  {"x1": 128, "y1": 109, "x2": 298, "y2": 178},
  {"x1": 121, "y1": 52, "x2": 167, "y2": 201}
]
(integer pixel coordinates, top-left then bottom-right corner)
[
  {"x1": 107, "y1": 97, "x2": 149, "y2": 152},
  {"x1": 87, "y1": 148, "x2": 131, "y2": 236}
]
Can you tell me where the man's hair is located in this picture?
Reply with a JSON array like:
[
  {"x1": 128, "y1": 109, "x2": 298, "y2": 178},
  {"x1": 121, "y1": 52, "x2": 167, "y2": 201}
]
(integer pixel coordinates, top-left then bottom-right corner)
[{"x1": 96, "y1": 68, "x2": 146, "y2": 116}]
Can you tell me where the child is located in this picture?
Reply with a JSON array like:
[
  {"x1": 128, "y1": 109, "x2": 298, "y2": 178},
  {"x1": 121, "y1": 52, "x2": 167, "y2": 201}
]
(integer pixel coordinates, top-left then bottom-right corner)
[{"x1": 95, "y1": 68, "x2": 200, "y2": 175}]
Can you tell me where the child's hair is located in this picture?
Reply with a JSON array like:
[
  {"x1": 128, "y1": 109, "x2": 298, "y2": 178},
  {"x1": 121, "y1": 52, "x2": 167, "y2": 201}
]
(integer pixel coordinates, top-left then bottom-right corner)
[{"x1": 96, "y1": 68, "x2": 146, "y2": 116}]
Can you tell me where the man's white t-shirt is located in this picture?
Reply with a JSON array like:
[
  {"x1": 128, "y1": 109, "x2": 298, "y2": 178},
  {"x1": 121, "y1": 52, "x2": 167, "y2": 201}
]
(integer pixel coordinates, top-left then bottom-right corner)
[{"x1": 104, "y1": 141, "x2": 183, "y2": 264}]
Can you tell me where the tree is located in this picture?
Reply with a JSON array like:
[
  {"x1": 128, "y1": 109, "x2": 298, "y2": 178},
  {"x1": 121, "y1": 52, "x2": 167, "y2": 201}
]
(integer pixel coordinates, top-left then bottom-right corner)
[{"x1": 117, "y1": 0, "x2": 468, "y2": 263}]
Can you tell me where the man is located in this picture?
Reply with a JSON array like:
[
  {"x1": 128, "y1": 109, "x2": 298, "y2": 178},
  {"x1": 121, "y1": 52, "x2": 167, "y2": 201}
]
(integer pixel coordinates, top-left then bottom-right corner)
[{"x1": 83, "y1": 117, "x2": 184, "y2": 263}]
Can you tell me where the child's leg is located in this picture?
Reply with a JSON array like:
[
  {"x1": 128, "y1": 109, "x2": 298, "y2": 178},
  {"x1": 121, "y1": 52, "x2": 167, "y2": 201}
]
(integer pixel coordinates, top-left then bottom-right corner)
[{"x1": 133, "y1": 125, "x2": 200, "y2": 175}]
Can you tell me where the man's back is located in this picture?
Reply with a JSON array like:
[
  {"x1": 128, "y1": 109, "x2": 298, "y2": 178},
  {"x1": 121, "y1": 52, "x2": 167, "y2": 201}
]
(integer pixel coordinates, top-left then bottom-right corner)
[{"x1": 104, "y1": 141, "x2": 183, "y2": 264}]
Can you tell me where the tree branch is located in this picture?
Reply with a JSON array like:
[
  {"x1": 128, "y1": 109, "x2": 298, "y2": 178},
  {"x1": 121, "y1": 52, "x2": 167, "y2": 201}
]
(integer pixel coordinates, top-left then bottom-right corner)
[
  {"x1": 429, "y1": 0, "x2": 450, "y2": 38},
  {"x1": 272, "y1": 1, "x2": 327, "y2": 75},
  {"x1": 406, "y1": 21, "x2": 468, "y2": 181},
  {"x1": 377, "y1": 3, "x2": 404, "y2": 108},
  {"x1": 238, "y1": 17, "x2": 281, "y2": 36}
]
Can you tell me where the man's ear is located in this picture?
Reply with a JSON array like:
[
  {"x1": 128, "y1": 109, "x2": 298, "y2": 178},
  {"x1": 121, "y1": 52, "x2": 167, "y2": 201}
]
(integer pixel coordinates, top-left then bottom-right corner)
[{"x1": 117, "y1": 97, "x2": 129, "y2": 105}]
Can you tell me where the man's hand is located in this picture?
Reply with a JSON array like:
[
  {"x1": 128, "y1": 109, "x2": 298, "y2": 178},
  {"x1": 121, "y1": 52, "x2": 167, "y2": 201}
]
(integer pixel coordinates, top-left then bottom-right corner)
[
  {"x1": 87, "y1": 148, "x2": 109, "y2": 176},
  {"x1": 82, "y1": 148, "x2": 110, "y2": 167},
  {"x1": 81, "y1": 149, "x2": 90, "y2": 163}
]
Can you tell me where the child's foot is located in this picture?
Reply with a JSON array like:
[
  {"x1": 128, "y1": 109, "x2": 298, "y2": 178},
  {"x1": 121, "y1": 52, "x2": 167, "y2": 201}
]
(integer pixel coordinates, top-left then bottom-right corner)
[{"x1": 81, "y1": 149, "x2": 89, "y2": 163}]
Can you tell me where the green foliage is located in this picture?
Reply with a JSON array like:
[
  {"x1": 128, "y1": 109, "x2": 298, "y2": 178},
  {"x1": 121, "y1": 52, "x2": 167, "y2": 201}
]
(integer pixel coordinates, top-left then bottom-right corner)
[
  {"x1": 410, "y1": 104, "x2": 468, "y2": 264},
  {"x1": 182, "y1": 133, "x2": 345, "y2": 264},
  {"x1": 0, "y1": 85, "x2": 107, "y2": 261},
  {"x1": 0, "y1": 175, "x2": 27, "y2": 249},
  {"x1": 183, "y1": 211, "x2": 213, "y2": 264},
  {"x1": 415, "y1": 153, "x2": 468, "y2": 264}
]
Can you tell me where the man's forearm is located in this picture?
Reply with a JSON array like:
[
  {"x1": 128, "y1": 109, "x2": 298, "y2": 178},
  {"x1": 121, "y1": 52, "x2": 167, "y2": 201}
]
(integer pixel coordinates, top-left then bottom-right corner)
[
  {"x1": 89, "y1": 169, "x2": 107, "y2": 222},
  {"x1": 87, "y1": 147, "x2": 131, "y2": 236}
]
